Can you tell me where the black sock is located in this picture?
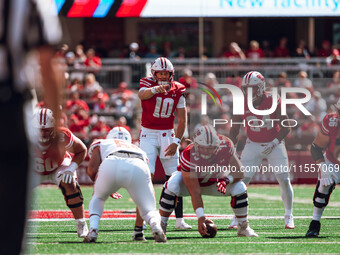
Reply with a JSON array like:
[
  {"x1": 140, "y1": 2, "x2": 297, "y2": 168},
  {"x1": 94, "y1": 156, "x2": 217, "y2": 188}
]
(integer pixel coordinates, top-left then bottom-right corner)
[
  {"x1": 134, "y1": 226, "x2": 143, "y2": 232},
  {"x1": 175, "y1": 196, "x2": 183, "y2": 218}
]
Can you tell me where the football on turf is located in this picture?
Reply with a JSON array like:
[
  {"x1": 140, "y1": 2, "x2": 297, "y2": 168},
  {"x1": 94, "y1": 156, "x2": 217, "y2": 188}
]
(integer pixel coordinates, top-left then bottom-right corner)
[{"x1": 202, "y1": 221, "x2": 217, "y2": 238}]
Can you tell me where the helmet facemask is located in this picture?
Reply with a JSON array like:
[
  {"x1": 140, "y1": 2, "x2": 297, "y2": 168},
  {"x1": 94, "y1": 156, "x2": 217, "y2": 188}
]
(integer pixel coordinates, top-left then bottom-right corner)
[{"x1": 151, "y1": 57, "x2": 174, "y2": 85}]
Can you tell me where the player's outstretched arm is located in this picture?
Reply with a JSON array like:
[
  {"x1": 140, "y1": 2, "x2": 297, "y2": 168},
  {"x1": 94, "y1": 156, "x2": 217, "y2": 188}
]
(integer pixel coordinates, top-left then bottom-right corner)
[
  {"x1": 87, "y1": 146, "x2": 101, "y2": 182},
  {"x1": 68, "y1": 136, "x2": 87, "y2": 166}
]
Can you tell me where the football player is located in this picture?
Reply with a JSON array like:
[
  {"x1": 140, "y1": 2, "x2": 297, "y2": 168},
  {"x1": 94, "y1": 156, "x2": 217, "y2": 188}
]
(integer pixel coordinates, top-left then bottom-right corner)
[
  {"x1": 33, "y1": 108, "x2": 88, "y2": 238},
  {"x1": 306, "y1": 99, "x2": 340, "y2": 237},
  {"x1": 228, "y1": 71, "x2": 294, "y2": 229},
  {"x1": 84, "y1": 127, "x2": 166, "y2": 243},
  {"x1": 134, "y1": 57, "x2": 191, "y2": 240},
  {"x1": 159, "y1": 125, "x2": 258, "y2": 237}
]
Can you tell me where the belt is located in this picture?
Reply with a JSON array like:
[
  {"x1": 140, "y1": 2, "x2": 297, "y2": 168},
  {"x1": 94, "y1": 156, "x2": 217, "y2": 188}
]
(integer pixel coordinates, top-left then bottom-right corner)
[{"x1": 107, "y1": 151, "x2": 144, "y2": 161}]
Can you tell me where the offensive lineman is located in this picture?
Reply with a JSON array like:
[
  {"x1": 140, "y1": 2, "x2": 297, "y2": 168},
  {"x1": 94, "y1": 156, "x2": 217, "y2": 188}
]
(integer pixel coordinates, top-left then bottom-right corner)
[
  {"x1": 84, "y1": 127, "x2": 166, "y2": 243},
  {"x1": 134, "y1": 57, "x2": 191, "y2": 240},
  {"x1": 306, "y1": 99, "x2": 340, "y2": 237},
  {"x1": 228, "y1": 71, "x2": 294, "y2": 229},
  {"x1": 33, "y1": 108, "x2": 88, "y2": 238},
  {"x1": 159, "y1": 125, "x2": 258, "y2": 237}
]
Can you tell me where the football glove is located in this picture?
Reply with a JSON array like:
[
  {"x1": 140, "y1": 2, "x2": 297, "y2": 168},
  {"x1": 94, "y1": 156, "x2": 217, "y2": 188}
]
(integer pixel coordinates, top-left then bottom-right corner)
[
  {"x1": 110, "y1": 192, "x2": 123, "y2": 199},
  {"x1": 319, "y1": 162, "x2": 335, "y2": 186},
  {"x1": 62, "y1": 171, "x2": 74, "y2": 184},
  {"x1": 216, "y1": 177, "x2": 231, "y2": 194},
  {"x1": 261, "y1": 138, "x2": 279, "y2": 156}
]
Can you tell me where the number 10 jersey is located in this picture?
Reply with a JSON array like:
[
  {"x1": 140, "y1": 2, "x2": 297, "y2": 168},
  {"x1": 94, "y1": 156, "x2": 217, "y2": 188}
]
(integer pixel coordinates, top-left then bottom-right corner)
[{"x1": 139, "y1": 77, "x2": 186, "y2": 130}]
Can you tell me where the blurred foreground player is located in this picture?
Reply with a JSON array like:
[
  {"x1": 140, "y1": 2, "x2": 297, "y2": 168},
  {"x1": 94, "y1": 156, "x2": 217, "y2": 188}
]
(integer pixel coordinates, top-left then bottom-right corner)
[
  {"x1": 306, "y1": 99, "x2": 340, "y2": 237},
  {"x1": 229, "y1": 71, "x2": 294, "y2": 229},
  {"x1": 84, "y1": 127, "x2": 166, "y2": 243},
  {"x1": 0, "y1": 0, "x2": 62, "y2": 253},
  {"x1": 159, "y1": 125, "x2": 258, "y2": 237},
  {"x1": 33, "y1": 108, "x2": 88, "y2": 238}
]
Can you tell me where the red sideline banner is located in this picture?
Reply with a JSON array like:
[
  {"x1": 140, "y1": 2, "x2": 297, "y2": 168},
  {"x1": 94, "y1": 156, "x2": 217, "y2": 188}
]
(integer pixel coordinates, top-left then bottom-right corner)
[{"x1": 73, "y1": 151, "x2": 317, "y2": 185}]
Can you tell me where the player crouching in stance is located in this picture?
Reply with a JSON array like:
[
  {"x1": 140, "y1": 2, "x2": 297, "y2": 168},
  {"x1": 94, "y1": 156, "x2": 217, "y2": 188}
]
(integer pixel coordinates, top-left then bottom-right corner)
[
  {"x1": 33, "y1": 108, "x2": 88, "y2": 238},
  {"x1": 306, "y1": 99, "x2": 340, "y2": 237},
  {"x1": 159, "y1": 125, "x2": 258, "y2": 237},
  {"x1": 84, "y1": 127, "x2": 166, "y2": 243}
]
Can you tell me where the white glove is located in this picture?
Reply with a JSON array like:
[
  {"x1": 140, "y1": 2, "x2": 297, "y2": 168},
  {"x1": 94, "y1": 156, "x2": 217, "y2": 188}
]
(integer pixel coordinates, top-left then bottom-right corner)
[
  {"x1": 61, "y1": 162, "x2": 78, "y2": 184},
  {"x1": 319, "y1": 162, "x2": 335, "y2": 186},
  {"x1": 261, "y1": 138, "x2": 279, "y2": 156}
]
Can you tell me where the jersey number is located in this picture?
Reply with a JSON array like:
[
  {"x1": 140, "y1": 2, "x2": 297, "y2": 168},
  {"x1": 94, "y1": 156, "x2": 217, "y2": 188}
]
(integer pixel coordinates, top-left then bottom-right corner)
[
  {"x1": 35, "y1": 158, "x2": 59, "y2": 173},
  {"x1": 153, "y1": 97, "x2": 174, "y2": 118},
  {"x1": 246, "y1": 115, "x2": 273, "y2": 132}
]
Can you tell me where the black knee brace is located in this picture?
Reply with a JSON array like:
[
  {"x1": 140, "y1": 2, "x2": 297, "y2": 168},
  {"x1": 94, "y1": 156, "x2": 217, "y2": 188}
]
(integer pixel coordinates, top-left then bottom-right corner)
[
  {"x1": 60, "y1": 182, "x2": 84, "y2": 209},
  {"x1": 313, "y1": 181, "x2": 335, "y2": 208},
  {"x1": 231, "y1": 192, "x2": 248, "y2": 208},
  {"x1": 159, "y1": 187, "x2": 177, "y2": 213}
]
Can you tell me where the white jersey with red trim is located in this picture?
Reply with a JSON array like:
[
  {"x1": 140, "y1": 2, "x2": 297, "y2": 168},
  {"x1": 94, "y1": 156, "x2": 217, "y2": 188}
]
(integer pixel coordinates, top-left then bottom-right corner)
[
  {"x1": 139, "y1": 77, "x2": 186, "y2": 130},
  {"x1": 178, "y1": 135, "x2": 235, "y2": 187},
  {"x1": 34, "y1": 127, "x2": 74, "y2": 175},
  {"x1": 89, "y1": 139, "x2": 148, "y2": 163}
]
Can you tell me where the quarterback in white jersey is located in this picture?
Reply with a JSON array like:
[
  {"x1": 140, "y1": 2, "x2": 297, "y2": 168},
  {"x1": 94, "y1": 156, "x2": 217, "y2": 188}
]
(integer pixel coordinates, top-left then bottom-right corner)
[{"x1": 84, "y1": 127, "x2": 166, "y2": 243}]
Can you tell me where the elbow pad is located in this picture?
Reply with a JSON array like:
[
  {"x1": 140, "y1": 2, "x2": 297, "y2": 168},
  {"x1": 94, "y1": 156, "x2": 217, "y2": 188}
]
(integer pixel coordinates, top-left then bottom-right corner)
[{"x1": 310, "y1": 142, "x2": 324, "y2": 162}]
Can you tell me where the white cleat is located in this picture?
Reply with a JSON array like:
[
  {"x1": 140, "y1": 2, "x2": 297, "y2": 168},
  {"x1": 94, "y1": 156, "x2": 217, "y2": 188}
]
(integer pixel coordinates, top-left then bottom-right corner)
[
  {"x1": 175, "y1": 219, "x2": 192, "y2": 230},
  {"x1": 285, "y1": 215, "x2": 295, "y2": 229},
  {"x1": 83, "y1": 228, "x2": 98, "y2": 243},
  {"x1": 77, "y1": 220, "x2": 89, "y2": 238},
  {"x1": 132, "y1": 231, "x2": 146, "y2": 241},
  {"x1": 151, "y1": 223, "x2": 167, "y2": 243},
  {"x1": 228, "y1": 215, "x2": 238, "y2": 229},
  {"x1": 237, "y1": 221, "x2": 258, "y2": 237}
]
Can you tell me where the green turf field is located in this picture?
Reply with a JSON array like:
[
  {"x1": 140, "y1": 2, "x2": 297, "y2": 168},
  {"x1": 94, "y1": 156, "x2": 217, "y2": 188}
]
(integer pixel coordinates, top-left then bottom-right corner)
[{"x1": 26, "y1": 185, "x2": 340, "y2": 254}]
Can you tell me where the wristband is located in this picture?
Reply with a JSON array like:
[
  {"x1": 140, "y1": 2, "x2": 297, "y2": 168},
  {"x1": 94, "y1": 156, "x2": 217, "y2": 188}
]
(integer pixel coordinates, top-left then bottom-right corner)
[
  {"x1": 174, "y1": 137, "x2": 181, "y2": 146},
  {"x1": 67, "y1": 162, "x2": 79, "y2": 173},
  {"x1": 195, "y1": 207, "x2": 205, "y2": 219},
  {"x1": 151, "y1": 87, "x2": 157, "y2": 94},
  {"x1": 273, "y1": 138, "x2": 280, "y2": 145},
  {"x1": 226, "y1": 175, "x2": 234, "y2": 183}
]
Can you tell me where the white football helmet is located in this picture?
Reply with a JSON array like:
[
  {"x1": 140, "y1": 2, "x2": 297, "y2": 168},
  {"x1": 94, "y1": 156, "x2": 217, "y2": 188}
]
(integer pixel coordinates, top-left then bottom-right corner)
[
  {"x1": 106, "y1": 126, "x2": 132, "y2": 144},
  {"x1": 193, "y1": 125, "x2": 220, "y2": 159},
  {"x1": 151, "y1": 57, "x2": 174, "y2": 85},
  {"x1": 241, "y1": 71, "x2": 266, "y2": 101},
  {"x1": 34, "y1": 108, "x2": 56, "y2": 144}
]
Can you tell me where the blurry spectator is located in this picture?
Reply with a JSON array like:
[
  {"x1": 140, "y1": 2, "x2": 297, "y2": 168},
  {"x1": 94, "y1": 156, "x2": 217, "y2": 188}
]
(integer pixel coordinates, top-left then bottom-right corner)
[
  {"x1": 262, "y1": 40, "x2": 274, "y2": 58},
  {"x1": 74, "y1": 44, "x2": 86, "y2": 67},
  {"x1": 69, "y1": 108, "x2": 90, "y2": 140},
  {"x1": 162, "y1": 41, "x2": 172, "y2": 58},
  {"x1": 246, "y1": 40, "x2": 264, "y2": 59},
  {"x1": 145, "y1": 43, "x2": 160, "y2": 59},
  {"x1": 55, "y1": 43, "x2": 69, "y2": 60},
  {"x1": 274, "y1": 37, "x2": 290, "y2": 58},
  {"x1": 225, "y1": 75, "x2": 242, "y2": 88},
  {"x1": 223, "y1": 42, "x2": 246, "y2": 59},
  {"x1": 89, "y1": 115, "x2": 111, "y2": 139},
  {"x1": 205, "y1": 72, "x2": 218, "y2": 87},
  {"x1": 115, "y1": 116, "x2": 131, "y2": 132},
  {"x1": 327, "y1": 71, "x2": 340, "y2": 101},
  {"x1": 317, "y1": 40, "x2": 332, "y2": 57},
  {"x1": 297, "y1": 116, "x2": 319, "y2": 138},
  {"x1": 84, "y1": 48, "x2": 102, "y2": 68},
  {"x1": 171, "y1": 46, "x2": 186, "y2": 59},
  {"x1": 65, "y1": 91, "x2": 90, "y2": 113},
  {"x1": 67, "y1": 78, "x2": 84, "y2": 92},
  {"x1": 90, "y1": 89, "x2": 109, "y2": 112},
  {"x1": 304, "y1": 91, "x2": 327, "y2": 122},
  {"x1": 65, "y1": 51, "x2": 75, "y2": 67},
  {"x1": 128, "y1": 42, "x2": 141, "y2": 60},
  {"x1": 112, "y1": 81, "x2": 135, "y2": 99},
  {"x1": 326, "y1": 49, "x2": 340, "y2": 66},
  {"x1": 179, "y1": 68, "x2": 198, "y2": 89},
  {"x1": 274, "y1": 72, "x2": 297, "y2": 99},
  {"x1": 294, "y1": 40, "x2": 310, "y2": 59},
  {"x1": 293, "y1": 71, "x2": 314, "y2": 94},
  {"x1": 84, "y1": 73, "x2": 103, "y2": 96}
]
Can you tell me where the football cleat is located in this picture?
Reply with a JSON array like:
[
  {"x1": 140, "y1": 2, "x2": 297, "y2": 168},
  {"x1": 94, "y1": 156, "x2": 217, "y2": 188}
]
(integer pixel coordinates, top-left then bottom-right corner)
[
  {"x1": 132, "y1": 231, "x2": 146, "y2": 241},
  {"x1": 83, "y1": 228, "x2": 98, "y2": 243},
  {"x1": 228, "y1": 215, "x2": 238, "y2": 229},
  {"x1": 285, "y1": 215, "x2": 295, "y2": 229},
  {"x1": 305, "y1": 220, "x2": 321, "y2": 238},
  {"x1": 237, "y1": 221, "x2": 258, "y2": 237},
  {"x1": 175, "y1": 219, "x2": 192, "y2": 230},
  {"x1": 77, "y1": 220, "x2": 89, "y2": 238},
  {"x1": 151, "y1": 223, "x2": 167, "y2": 243},
  {"x1": 161, "y1": 221, "x2": 167, "y2": 235}
]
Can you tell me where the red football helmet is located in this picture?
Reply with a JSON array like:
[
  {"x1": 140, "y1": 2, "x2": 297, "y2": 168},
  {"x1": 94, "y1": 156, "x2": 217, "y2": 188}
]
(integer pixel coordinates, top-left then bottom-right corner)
[
  {"x1": 34, "y1": 108, "x2": 56, "y2": 145},
  {"x1": 241, "y1": 71, "x2": 266, "y2": 102},
  {"x1": 193, "y1": 125, "x2": 220, "y2": 159},
  {"x1": 151, "y1": 57, "x2": 174, "y2": 85}
]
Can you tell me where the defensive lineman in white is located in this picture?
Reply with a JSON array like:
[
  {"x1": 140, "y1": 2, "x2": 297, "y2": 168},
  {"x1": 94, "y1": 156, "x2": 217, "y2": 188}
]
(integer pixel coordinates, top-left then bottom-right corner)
[
  {"x1": 84, "y1": 127, "x2": 166, "y2": 243},
  {"x1": 229, "y1": 71, "x2": 294, "y2": 229}
]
